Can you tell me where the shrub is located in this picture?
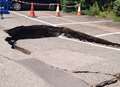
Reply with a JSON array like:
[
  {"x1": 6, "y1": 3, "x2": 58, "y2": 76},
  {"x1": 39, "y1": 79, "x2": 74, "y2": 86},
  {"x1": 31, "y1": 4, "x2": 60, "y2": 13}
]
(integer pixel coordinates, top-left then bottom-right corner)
[
  {"x1": 99, "y1": 11, "x2": 109, "y2": 18},
  {"x1": 85, "y1": 1, "x2": 100, "y2": 16},
  {"x1": 113, "y1": 16, "x2": 120, "y2": 21},
  {"x1": 62, "y1": 0, "x2": 77, "y2": 13},
  {"x1": 113, "y1": 0, "x2": 120, "y2": 16},
  {"x1": 98, "y1": 11, "x2": 115, "y2": 18}
]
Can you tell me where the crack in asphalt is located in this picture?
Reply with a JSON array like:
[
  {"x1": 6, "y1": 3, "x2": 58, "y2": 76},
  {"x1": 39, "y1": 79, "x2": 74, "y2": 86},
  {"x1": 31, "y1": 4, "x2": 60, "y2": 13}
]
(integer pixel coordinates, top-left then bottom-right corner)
[
  {"x1": 1, "y1": 54, "x2": 120, "y2": 87},
  {"x1": 0, "y1": 54, "x2": 89, "y2": 87},
  {"x1": 1, "y1": 56, "x2": 89, "y2": 87},
  {"x1": 72, "y1": 70, "x2": 120, "y2": 87},
  {"x1": 73, "y1": 70, "x2": 113, "y2": 76},
  {"x1": 4, "y1": 25, "x2": 120, "y2": 50},
  {"x1": 95, "y1": 78, "x2": 118, "y2": 87},
  {"x1": 48, "y1": 65, "x2": 120, "y2": 87},
  {"x1": 14, "y1": 45, "x2": 31, "y2": 55},
  {"x1": 1, "y1": 24, "x2": 120, "y2": 86}
]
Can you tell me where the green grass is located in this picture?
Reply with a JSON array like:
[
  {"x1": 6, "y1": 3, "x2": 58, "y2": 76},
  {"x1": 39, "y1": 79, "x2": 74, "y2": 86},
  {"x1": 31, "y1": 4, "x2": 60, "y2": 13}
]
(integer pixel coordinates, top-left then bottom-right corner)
[
  {"x1": 96, "y1": 11, "x2": 120, "y2": 22},
  {"x1": 112, "y1": 16, "x2": 120, "y2": 22}
]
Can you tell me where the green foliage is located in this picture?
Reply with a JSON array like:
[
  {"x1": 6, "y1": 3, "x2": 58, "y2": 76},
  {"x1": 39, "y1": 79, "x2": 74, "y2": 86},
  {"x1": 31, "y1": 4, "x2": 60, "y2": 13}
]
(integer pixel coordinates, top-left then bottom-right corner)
[
  {"x1": 113, "y1": 16, "x2": 120, "y2": 21},
  {"x1": 62, "y1": 0, "x2": 77, "y2": 13},
  {"x1": 98, "y1": 11, "x2": 114, "y2": 18},
  {"x1": 84, "y1": 1, "x2": 100, "y2": 16},
  {"x1": 61, "y1": 0, "x2": 120, "y2": 21},
  {"x1": 98, "y1": 11, "x2": 109, "y2": 18},
  {"x1": 79, "y1": 0, "x2": 86, "y2": 10},
  {"x1": 113, "y1": 0, "x2": 120, "y2": 16}
]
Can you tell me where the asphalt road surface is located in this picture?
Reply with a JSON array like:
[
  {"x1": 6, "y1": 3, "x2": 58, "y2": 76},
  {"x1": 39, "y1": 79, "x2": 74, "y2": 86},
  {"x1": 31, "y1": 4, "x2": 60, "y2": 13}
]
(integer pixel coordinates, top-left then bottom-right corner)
[{"x1": 0, "y1": 11, "x2": 120, "y2": 87}]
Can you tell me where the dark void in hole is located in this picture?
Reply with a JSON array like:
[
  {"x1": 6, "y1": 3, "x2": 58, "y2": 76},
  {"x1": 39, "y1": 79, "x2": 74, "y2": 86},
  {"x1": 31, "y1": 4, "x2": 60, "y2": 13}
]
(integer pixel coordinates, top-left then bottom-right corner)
[{"x1": 4, "y1": 25, "x2": 120, "y2": 49}]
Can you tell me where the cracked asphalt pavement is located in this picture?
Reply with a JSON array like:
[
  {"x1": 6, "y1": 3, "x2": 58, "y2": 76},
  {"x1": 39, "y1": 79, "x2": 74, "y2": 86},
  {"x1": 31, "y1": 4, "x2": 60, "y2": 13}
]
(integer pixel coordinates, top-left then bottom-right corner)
[{"x1": 0, "y1": 11, "x2": 120, "y2": 87}]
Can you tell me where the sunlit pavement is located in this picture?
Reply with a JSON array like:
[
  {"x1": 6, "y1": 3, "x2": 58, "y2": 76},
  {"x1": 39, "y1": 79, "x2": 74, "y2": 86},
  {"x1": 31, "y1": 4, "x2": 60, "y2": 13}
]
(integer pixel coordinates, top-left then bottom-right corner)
[{"x1": 0, "y1": 11, "x2": 120, "y2": 87}]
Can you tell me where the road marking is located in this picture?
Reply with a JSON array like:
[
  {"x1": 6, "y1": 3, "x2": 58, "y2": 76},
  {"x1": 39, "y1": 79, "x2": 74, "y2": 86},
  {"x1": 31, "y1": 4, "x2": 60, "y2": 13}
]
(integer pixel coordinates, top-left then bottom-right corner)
[
  {"x1": 52, "y1": 16, "x2": 75, "y2": 22},
  {"x1": 58, "y1": 36, "x2": 120, "y2": 51},
  {"x1": 12, "y1": 11, "x2": 112, "y2": 26},
  {"x1": 38, "y1": 15, "x2": 77, "y2": 18},
  {"x1": 56, "y1": 20, "x2": 112, "y2": 26},
  {"x1": 38, "y1": 16, "x2": 56, "y2": 18},
  {"x1": 96, "y1": 32, "x2": 120, "y2": 37},
  {"x1": 11, "y1": 11, "x2": 57, "y2": 26},
  {"x1": 38, "y1": 16, "x2": 75, "y2": 23},
  {"x1": 83, "y1": 23, "x2": 120, "y2": 33},
  {"x1": 11, "y1": 11, "x2": 120, "y2": 51}
]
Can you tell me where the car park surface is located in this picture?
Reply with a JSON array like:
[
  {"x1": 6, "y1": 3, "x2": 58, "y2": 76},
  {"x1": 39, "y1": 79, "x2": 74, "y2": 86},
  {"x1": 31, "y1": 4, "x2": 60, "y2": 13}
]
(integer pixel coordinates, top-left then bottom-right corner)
[{"x1": 0, "y1": 11, "x2": 120, "y2": 87}]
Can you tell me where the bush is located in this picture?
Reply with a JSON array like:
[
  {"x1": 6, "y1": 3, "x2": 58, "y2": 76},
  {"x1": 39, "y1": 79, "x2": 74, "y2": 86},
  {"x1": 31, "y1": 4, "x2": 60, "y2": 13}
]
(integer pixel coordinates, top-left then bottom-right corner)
[
  {"x1": 113, "y1": 16, "x2": 120, "y2": 21},
  {"x1": 84, "y1": 1, "x2": 100, "y2": 16},
  {"x1": 99, "y1": 11, "x2": 109, "y2": 18},
  {"x1": 113, "y1": 0, "x2": 120, "y2": 16},
  {"x1": 62, "y1": 0, "x2": 77, "y2": 13},
  {"x1": 98, "y1": 11, "x2": 116, "y2": 19}
]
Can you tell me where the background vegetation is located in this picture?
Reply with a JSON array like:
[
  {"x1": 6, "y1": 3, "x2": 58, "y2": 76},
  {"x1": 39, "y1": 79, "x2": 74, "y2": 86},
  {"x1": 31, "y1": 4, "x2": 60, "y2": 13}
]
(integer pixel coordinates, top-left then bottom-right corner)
[{"x1": 61, "y1": 0, "x2": 120, "y2": 21}]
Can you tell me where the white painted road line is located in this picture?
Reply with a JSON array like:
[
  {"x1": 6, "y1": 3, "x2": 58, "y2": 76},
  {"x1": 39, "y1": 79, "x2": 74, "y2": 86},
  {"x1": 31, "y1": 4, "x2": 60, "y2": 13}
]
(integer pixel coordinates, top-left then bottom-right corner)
[
  {"x1": 11, "y1": 11, "x2": 57, "y2": 26},
  {"x1": 12, "y1": 11, "x2": 112, "y2": 26},
  {"x1": 38, "y1": 16, "x2": 75, "y2": 23},
  {"x1": 95, "y1": 32, "x2": 120, "y2": 37},
  {"x1": 52, "y1": 16, "x2": 75, "y2": 22},
  {"x1": 12, "y1": 11, "x2": 120, "y2": 51},
  {"x1": 58, "y1": 36, "x2": 120, "y2": 51},
  {"x1": 56, "y1": 20, "x2": 112, "y2": 26},
  {"x1": 38, "y1": 16, "x2": 56, "y2": 18}
]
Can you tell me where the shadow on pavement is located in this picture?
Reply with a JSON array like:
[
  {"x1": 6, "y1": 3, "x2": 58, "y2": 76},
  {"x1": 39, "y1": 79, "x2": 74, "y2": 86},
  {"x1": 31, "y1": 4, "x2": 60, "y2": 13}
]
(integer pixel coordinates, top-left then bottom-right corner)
[{"x1": 17, "y1": 58, "x2": 89, "y2": 87}]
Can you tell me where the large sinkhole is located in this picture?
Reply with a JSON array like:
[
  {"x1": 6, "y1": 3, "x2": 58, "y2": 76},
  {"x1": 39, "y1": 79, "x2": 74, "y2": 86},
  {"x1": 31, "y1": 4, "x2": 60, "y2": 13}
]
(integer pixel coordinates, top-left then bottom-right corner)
[{"x1": 4, "y1": 25, "x2": 120, "y2": 49}]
